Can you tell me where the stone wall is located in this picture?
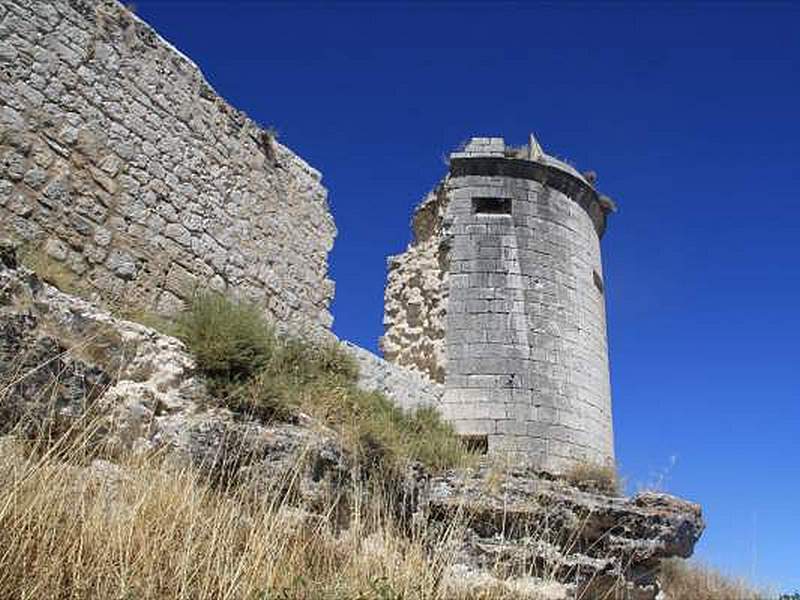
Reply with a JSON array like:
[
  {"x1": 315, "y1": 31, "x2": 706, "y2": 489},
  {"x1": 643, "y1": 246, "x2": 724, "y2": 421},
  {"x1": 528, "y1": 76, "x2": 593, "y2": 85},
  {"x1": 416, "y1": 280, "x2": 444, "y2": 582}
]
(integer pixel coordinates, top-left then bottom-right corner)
[
  {"x1": 380, "y1": 184, "x2": 449, "y2": 383},
  {"x1": 383, "y1": 137, "x2": 615, "y2": 472},
  {"x1": 344, "y1": 342, "x2": 444, "y2": 413},
  {"x1": 0, "y1": 0, "x2": 335, "y2": 333}
]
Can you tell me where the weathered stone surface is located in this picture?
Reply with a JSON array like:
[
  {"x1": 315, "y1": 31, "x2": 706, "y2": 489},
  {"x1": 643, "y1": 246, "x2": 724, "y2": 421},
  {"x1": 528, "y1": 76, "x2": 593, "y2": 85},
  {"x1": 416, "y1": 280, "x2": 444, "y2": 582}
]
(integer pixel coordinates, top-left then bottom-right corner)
[
  {"x1": 344, "y1": 341, "x2": 444, "y2": 412},
  {"x1": 0, "y1": 0, "x2": 335, "y2": 335},
  {"x1": 381, "y1": 185, "x2": 450, "y2": 383},
  {"x1": 383, "y1": 136, "x2": 616, "y2": 472},
  {"x1": 0, "y1": 243, "x2": 349, "y2": 506},
  {"x1": 422, "y1": 464, "x2": 705, "y2": 600}
]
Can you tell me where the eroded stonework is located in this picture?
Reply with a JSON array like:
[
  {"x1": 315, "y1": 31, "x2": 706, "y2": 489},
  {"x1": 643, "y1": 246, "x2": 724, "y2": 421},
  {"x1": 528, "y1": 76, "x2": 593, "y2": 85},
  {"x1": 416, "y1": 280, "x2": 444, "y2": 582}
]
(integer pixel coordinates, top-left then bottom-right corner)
[
  {"x1": 0, "y1": 0, "x2": 335, "y2": 333},
  {"x1": 381, "y1": 184, "x2": 450, "y2": 382},
  {"x1": 383, "y1": 136, "x2": 616, "y2": 472}
]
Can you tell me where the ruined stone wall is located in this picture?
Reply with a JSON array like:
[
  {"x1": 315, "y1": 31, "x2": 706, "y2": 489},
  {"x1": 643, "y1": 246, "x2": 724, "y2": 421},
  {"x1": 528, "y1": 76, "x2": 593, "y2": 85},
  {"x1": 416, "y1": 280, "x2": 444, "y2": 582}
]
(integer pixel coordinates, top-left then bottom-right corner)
[
  {"x1": 345, "y1": 342, "x2": 445, "y2": 413},
  {"x1": 383, "y1": 137, "x2": 615, "y2": 472},
  {"x1": 0, "y1": 0, "x2": 335, "y2": 332},
  {"x1": 381, "y1": 184, "x2": 449, "y2": 382}
]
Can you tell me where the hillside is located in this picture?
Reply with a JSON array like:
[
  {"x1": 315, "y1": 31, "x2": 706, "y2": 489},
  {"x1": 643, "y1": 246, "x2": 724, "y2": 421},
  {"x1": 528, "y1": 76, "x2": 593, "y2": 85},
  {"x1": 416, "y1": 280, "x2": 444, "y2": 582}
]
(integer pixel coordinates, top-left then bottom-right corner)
[{"x1": 0, "y1": 243, "x2": 712, "y2": 599}]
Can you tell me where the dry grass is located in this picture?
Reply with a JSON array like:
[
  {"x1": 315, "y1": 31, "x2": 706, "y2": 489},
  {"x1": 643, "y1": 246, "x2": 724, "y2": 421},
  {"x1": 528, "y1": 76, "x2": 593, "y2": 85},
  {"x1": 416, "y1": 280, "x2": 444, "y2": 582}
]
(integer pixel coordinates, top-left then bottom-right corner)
[
  {"x1": 0, "y1": 390, "x2": 767, "y2": 600},
  {"x1": 660, "y1": 558, "x2": 769, "y2": 600},
  {"x1": 0, "y1": 425, "x2": 466, "y2": 600},
  {"x1": 564, "y1": 461, "x2": 621, "y2": 496},
  {"x1": 0, "y1": 422, "x2": 615, "y2": 600},
  {"x1": 0, "y1": 291, "x2": 474, "y2": 598},
  {"x1": 0, "y1": 349, "x2": 564, "y2": 600},
  {"x1": 0, "y1": 283, "x2": 766, "y2": 599}
]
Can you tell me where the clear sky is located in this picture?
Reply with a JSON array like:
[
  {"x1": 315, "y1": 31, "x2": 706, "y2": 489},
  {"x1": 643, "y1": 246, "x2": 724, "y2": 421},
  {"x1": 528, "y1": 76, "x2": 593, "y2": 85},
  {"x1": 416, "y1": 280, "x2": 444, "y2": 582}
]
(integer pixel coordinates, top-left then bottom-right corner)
[{"x1": 134, "y1": 0, "x2": 799, "y2": 591}]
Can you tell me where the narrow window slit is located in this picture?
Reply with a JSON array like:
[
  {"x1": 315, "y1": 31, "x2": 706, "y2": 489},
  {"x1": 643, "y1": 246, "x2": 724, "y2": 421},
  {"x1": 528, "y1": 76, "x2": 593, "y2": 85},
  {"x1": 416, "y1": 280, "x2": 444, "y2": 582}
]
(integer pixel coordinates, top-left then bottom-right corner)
[
  {"x1": 593, "y1": 270, "x2": 604, "y2": 294},
  {"x1": 473, "y1": 197, "x2": 512, "y2": 215}
]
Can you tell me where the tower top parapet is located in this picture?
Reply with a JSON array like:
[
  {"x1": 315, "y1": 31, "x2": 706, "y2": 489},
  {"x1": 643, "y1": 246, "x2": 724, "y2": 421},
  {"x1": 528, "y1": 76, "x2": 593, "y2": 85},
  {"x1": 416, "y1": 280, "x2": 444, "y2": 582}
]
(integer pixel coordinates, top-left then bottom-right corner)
[
  {"x1": 451, "y1": 134, "x2": 589, "y2": 185},
  {"x1": 449, "y1": 134, "x2": 616, "y2": 237}
]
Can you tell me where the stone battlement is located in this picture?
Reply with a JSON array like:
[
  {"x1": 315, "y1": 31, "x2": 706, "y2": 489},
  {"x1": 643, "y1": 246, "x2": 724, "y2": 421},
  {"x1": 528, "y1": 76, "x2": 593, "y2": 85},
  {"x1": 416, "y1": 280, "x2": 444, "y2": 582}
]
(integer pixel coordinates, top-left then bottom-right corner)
[{"x1": 450, "y1": 136, "x2": 611, "y2": 237}]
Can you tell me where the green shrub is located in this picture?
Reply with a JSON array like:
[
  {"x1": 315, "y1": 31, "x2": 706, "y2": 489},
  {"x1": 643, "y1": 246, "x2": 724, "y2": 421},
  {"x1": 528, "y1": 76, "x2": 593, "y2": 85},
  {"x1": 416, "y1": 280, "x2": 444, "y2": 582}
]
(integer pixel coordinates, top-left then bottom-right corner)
[
  {"x1": 316, "y1": 387, "x2": 474, "y2": 475},
  {"x1": 264, "y1": 336, "x2": 359, "y2": 387},
  {"x1": 174, "y1": 293, "x2": 274, "y2": 382},
  {"x1": 175, "y1": 292, "x2": 473, "y2": 473},
  {"x1": 404, "y1": 406, "x2": 469, "y2": 471},
  {"x1": 225, "y1": 370, "x2": 298, "y2": 422}
]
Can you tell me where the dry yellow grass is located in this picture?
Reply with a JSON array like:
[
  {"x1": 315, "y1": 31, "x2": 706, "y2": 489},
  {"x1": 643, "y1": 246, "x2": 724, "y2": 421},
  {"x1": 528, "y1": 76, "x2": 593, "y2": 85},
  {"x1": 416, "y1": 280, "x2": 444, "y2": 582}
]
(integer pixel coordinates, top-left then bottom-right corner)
[
  {"x1": 0, "y1": 293, "x2": 763, "y2": 599},
  {"x1": 564, "y1": 461, "x2": 620, "y2": 496},
  {"x1": 0, "y1": 429, "x2": 466, "y2": 599},
  {"x1": 0, "y1": 414, "x2": 771, "y2": 600},
  {"x1": 660, "y1": 558, "x2": 769, "y2": 600}
]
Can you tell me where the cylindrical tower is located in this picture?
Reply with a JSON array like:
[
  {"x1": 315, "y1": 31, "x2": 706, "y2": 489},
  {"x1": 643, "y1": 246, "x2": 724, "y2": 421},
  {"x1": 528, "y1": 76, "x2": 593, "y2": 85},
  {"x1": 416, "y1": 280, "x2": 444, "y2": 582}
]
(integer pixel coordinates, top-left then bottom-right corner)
[
  {"x1": 439, "y1": 136, "x2": 614, "y2": 471},
  {"x1": 381, "y1": 134, "x2": 615, "y2": 473}
]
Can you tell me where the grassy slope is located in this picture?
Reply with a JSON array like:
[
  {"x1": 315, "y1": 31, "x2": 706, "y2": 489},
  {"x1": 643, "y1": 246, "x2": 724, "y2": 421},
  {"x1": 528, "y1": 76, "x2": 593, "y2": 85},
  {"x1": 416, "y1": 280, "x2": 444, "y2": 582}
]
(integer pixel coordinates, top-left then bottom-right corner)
[
  {"x1": 0, "y1": 289, "x2": 772, "y2": 599},
  {"x1": 172, "y1": 292, "x2": 473, "y2": 474}
]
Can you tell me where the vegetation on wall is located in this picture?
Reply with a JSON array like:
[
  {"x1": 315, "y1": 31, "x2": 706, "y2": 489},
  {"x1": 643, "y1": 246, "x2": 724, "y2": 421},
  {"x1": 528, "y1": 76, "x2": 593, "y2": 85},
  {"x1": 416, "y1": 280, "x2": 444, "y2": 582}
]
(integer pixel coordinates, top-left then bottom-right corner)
[{"x1": 174, "y1": 291, "x2": 474, "y2": 474}]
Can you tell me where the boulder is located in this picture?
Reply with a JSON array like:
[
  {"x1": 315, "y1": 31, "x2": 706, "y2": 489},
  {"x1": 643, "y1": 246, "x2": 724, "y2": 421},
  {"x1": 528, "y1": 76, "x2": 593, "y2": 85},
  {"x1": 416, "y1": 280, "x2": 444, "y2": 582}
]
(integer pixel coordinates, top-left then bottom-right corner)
[{"x1": 420, "y1": 465, "x2": 704, "y2": 599}]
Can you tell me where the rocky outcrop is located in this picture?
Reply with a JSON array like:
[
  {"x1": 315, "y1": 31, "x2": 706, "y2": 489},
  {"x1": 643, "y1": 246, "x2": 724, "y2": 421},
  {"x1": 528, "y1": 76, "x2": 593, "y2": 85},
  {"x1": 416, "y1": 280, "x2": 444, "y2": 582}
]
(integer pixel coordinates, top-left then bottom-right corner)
[
  {"x1": 0, "y1": 242, "x2": 350, "y2": 508},
  {"x1": 0, "y1": 243, "x2": 704, "y2": 599},
  {"x1": 426, "y1": 466, "x2": 704, "y2": 600}
]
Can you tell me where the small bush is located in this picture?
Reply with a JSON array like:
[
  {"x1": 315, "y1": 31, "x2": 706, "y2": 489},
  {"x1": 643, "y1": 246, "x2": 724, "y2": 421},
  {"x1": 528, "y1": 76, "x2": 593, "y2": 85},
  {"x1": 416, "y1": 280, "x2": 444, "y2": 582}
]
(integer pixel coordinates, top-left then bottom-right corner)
[
  {"x1": 264, "y1": 335, "x2": 359, "y2": 387},
  {"x1": 564, "y1": 461, "x2": 620, "y2": 495},
  {"x1": 226, "y1": 369, "x2": 298, "y2": 422},
  {"x1": 174, "y1": 293, "x2": 275, "y2": 382},
  {"x1": 404, "y1": 406, "x2": 472, "y2": 472}
]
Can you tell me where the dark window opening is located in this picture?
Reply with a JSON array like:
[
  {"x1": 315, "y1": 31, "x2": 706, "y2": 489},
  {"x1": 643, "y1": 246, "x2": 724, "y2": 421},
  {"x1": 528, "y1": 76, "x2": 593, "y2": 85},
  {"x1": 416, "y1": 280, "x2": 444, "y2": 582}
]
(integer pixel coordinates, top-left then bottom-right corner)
[
  {"x1": 461, "y1": 434, "x2": 489, "y2": 454},
  {"x1": 593, "y1": 270, "x2": 604, "y2": 294},
  {"x1": 473, "y1": 197, "x2": 512, "y2": 215}
]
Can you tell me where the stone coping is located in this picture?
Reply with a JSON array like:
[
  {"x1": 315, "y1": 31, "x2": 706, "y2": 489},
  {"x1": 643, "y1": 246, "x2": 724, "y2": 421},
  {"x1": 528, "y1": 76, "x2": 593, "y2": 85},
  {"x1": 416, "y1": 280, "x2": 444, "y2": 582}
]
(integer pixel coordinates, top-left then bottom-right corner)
[{"x1": 449, "y1": 156, "x2": 609, "y2": 238}]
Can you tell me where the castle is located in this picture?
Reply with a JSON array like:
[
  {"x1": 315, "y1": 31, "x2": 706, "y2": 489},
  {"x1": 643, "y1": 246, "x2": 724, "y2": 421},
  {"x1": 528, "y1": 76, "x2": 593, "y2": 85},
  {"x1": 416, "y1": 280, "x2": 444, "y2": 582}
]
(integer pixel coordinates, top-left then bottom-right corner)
[
  {"x1": 0, "y1": 5, "x2": 709, "y2": 596},
  {"x1": 382, "y1": 136, "x2": 616, "y2": 471},
  {"x1": 1, "y1": 0, "x2": 615, "y2": 473}
]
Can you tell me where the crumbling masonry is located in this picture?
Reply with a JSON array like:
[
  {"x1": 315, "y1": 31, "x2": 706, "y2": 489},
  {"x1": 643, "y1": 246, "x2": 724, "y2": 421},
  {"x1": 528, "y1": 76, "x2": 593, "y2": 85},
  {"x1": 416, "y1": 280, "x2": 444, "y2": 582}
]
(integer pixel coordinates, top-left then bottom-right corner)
[
  {"x1": 0, "y1": 0, "x2": 446, "y2": 411},
  {"x1": 382, "y1": 136, "x2": 616, "y2": 471},
  {"x1": 0, "y1": 0, "x2": 335, "y2": 335}
]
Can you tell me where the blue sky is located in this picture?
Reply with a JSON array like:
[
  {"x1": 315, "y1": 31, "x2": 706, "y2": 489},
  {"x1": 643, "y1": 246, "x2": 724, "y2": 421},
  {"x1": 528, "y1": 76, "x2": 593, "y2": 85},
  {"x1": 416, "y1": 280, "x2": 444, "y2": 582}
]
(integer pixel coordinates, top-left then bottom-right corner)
[{"x1": 135, "y1": 1, "x2": 799, "y2": 591}]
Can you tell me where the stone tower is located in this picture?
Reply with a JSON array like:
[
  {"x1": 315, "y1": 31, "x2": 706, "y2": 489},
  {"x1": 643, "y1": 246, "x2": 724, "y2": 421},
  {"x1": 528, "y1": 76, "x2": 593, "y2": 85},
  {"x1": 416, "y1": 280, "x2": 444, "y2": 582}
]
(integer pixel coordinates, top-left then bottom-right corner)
[{"x1": 382, "y1": 135, "x2": 616, "y2": 472}]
